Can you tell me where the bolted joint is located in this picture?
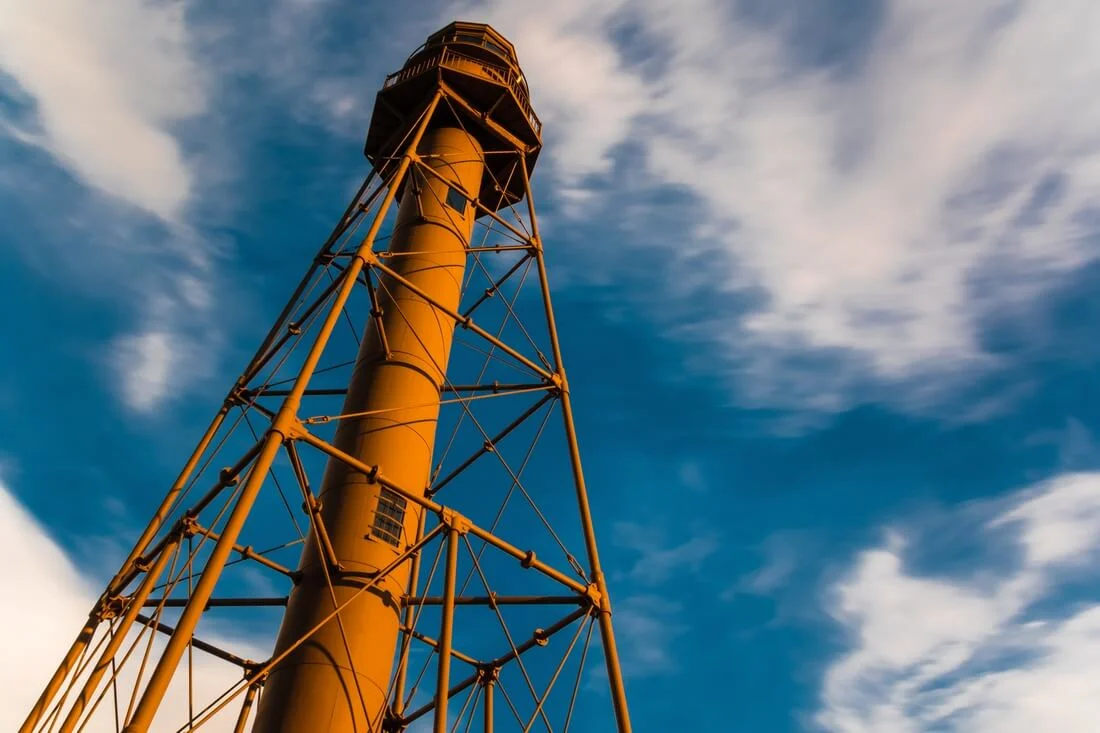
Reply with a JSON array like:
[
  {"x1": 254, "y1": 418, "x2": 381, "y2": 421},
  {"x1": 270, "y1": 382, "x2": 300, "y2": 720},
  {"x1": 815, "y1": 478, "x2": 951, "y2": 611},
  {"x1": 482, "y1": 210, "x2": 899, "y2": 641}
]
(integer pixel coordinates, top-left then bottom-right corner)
[
  {"x1": 439, "y1": 507, "x2": 472, "y2": 534},
  {"x1": 226, "y1": 386, "x2": 253, "y2": 408},
  {"x1": 477, "y1": 664, "x2": 500, "y2": 686},
  {"x1": 532, "y1": 627, "x2": 549, "y2": 647},
  {"x1": 357, "y1": 249, "x2": 380, "y2": 268},
  {"x1": 242, "y1": 660, "x2": 267, "y2": 682},
  {"x1": 550, "y1": 372, "x2": 567, "y2": 394},
  {"x1": 380, "y1": 711, "x2": 405, "y2": 733},
  {"x1": 179, "y1": 514, "x2": 201, "y2": 538},
  {"x1": 301, "y1": 494, "x2": 322, "y2": 516},
  {"x1": 583, "y1": 583, "x2": 603, "y2": 610},
  {"x1": 219, "y1": 466, "x2": 240, "y2": 487},
  {"x1": 97, "y1": 594, "x2": 128, "y2": 621},
  {"x1": 520, "y1": 550, "x2": 537, "y2": 569},
  {"x1": 364, "y1": 463, "x2": 380, "y2": 483},
  {"x1": 287, "y1": 322, "x2": 302, "y2": 336},
  {"x1": 271, "y1": 409, "x2": 308, "y2": 442}
]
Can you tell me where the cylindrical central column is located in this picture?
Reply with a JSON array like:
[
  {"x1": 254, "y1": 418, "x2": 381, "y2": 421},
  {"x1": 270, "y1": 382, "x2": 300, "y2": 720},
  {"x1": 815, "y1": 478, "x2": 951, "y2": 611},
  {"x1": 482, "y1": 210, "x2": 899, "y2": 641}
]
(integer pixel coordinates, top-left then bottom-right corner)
[{"x1": 253, "y1": 127, "x2": 484, "y2": 733}]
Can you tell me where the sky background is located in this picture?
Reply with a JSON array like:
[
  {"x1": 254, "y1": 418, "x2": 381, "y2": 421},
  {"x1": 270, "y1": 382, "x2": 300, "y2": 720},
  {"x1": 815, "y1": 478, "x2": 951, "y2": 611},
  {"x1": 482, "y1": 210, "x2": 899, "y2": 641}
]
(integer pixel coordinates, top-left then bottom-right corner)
[{"x1": 4, "y1": 0, "x2": 1100, "y2": 730}]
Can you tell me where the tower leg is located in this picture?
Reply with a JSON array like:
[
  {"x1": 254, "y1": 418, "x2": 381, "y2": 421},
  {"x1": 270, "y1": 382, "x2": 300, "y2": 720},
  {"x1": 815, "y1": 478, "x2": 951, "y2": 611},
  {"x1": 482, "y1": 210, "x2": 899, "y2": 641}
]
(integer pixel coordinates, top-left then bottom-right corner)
[
  {"x1": 232, "y1": 684, "x2": 260, "y2": 733},
  {"x1": 434, "y1": 527, "x2": 460, "y2": 733},
  {"x1": 521, "y1": 158, "x2": 633, "y2": 733},
  {"x1": 19, "y1": 617, "x2": 97, "y2": 733},
  {"x1": 483, "y1": 676, "x2": 494, "y2": 733},
  {"x1": 60, "y1": 540, "x2": 177, "y2": 733}
]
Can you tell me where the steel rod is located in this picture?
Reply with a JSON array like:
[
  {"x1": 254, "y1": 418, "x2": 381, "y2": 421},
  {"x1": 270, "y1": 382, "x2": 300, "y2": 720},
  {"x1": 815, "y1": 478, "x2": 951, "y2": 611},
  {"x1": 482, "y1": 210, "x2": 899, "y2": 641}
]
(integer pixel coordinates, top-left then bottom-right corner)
[
  {"x1": 295, "y1": 429, "x2": 587, "y2": 594},
  {"x1": 521, "y1": 156, "x2": 631, "y2": 732},
  {"x1": 405, "y1": 594, "x2": 582, "y2": 607},
  {"x1": 132, "y1": 614, "x2": 253, "y2": 668},
  {"x1": 434, "y1": 528, "x2": 460, "y2": 733},
  {"x1": 231, "y1": 684, "x2": 259, "y2": 733},
  {"x1": 56, "y1": 540, "x2": 176, "y2": 733},
  {"x1": 141, "y1": 597, "x2": 287, "y2": 608},
  {"x1": 483, "y1": 676, "x2": 494, "y2": 733}
]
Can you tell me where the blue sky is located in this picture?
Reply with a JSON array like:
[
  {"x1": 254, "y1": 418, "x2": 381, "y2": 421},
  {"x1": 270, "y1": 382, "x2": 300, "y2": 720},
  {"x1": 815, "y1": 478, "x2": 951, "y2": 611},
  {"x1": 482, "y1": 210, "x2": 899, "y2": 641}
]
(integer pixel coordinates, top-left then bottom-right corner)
[{"x1": 4, "y1": 0, "x2": 1100, "y2": 731}]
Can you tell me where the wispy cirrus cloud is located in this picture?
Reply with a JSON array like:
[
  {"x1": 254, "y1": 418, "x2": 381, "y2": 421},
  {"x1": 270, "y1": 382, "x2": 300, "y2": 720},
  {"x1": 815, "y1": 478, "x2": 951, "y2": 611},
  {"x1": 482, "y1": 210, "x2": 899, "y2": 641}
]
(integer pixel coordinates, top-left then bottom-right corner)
[
  {"x1": 0, "y1": 0, "x2": 222, "y2": 413},
  {"x1": 612, "y1": 519, "x2": 719, "y2": 586},
  {"x1": 607, "y1": 519, "x2": 716, "y2": 676},
  {"x1": 818, "y1": 472, "x2": 1100, "y2": 732},
  {"x1": 0, "y1": 0, "x2": 204, "y2": 221},
  {"x1": 613, "y1": 594, "x2": 688, "y2": 677},
  {"x1": 460, "y1": 0, "x2": 1100, "y2": 412}
]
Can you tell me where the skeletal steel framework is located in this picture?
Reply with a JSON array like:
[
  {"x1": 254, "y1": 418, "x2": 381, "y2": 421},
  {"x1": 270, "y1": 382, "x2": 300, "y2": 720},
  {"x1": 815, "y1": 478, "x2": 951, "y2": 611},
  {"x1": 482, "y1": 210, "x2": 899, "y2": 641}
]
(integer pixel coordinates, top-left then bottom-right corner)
[{"x1": 22, "y1": 21, "x2": 631, "y2": 733}]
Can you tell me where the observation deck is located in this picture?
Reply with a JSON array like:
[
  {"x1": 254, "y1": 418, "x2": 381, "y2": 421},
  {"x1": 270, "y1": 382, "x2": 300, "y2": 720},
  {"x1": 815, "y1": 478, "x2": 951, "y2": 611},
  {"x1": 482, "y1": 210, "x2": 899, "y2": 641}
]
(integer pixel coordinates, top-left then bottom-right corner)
[{"x1": 365, "y1": 22, "x2": 543, "y2": 212}]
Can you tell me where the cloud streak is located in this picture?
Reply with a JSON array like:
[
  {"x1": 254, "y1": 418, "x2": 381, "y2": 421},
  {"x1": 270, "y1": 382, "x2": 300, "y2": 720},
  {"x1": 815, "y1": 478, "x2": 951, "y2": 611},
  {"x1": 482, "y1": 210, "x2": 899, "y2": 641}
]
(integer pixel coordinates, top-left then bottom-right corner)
[
  {"x1": 0, "y1": 0, "x2": 204, "y2": 221},
  {"x1": 0, "y1": 0, "x2": 225, "y2": 413},
  {"x1": 818, "y1": 472, "x2": 1100, "y2": 732},
  {"x1": 462, "y1": 0, "x2": 1100, "y2": 410},
  {"x1": 613, "y1": 519, "x2": 719, "y2": 586}
]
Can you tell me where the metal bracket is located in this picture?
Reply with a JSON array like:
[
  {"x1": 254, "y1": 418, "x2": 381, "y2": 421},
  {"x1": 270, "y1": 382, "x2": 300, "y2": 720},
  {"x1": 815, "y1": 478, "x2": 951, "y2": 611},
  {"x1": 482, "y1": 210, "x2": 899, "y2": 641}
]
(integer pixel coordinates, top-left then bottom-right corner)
[
  {"x1": 439, "y1": 507, "x2": 472, "y2": 534},
  {"x1": 584, "y1": 582, "x2": 603, "y2": 609}
]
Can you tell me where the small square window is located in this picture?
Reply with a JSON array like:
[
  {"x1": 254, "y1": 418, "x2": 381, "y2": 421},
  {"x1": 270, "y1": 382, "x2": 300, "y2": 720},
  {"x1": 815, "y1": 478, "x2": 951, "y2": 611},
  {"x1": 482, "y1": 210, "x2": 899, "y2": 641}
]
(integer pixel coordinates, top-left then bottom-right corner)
[
  {"x1": 371, "y1": 489, "x2": 407, "y2": 547},
  {"x1": 445, "y1": 186, "x2": 467, "y2": 214}
]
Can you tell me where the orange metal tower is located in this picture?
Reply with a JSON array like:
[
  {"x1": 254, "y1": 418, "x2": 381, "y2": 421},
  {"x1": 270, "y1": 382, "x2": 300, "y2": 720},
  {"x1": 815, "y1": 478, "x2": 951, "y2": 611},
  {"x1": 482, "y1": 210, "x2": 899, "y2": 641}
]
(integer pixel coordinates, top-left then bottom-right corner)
[{"x1": 22, "y1": 22, "x2": 631, "y2": 733}]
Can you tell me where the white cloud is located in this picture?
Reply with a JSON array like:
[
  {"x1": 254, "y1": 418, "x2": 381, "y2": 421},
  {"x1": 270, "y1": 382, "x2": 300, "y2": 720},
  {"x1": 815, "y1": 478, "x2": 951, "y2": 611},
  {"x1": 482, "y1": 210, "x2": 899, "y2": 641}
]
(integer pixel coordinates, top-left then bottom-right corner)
[
  {"x1": 0, "y1": 478, "x2": 259, "y2": 731},
  {"x1": 106, "y1": 279, "x2": 215, "y2": 413},
  {"x1": 612, "y1": 520, "x2": 718, "y2": 585},
  {"x1": 817, "y1": 472, "x2": 1100, "y2": 732},
  {"x1": 455, "y1": 0, "x2": 644, "y2": 189},
  {"x1": 613, "y1": 594, "x2": 687, "y2": 677},
  {"x1": 731, "y1": 532, "x2": 803, "y2": 598},
  {"x1": 0, "y1": 0, "x2": 222, "y2": 413},
  {"x1": 0, "y1": 0, "x2": 205, "y2": 222},
  {"x1": 462, "y1": 0, "x2": 1100, "y2": 408},
  {"x1": 111, "y1": 329, "x2": 175, "y2": 412}
]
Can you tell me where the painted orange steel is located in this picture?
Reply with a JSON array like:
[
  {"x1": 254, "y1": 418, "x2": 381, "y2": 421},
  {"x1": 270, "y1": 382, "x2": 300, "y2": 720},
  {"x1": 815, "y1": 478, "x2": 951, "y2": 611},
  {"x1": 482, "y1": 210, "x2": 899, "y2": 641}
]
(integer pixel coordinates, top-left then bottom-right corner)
[
  {"x1": 251, "y1": 126, "x2": 485, "y2": 733},
  {"x1": 22, "y1": 22, "x2": 633, "y2": 733}
]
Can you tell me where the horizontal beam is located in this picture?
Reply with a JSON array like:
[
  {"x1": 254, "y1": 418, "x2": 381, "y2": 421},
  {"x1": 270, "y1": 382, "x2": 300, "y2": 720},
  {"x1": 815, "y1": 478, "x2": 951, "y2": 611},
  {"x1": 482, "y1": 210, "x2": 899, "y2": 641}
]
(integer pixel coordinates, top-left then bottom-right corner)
[
  {"x1": 256, "y1": 382, "x2": 547, "y2": 398},
  {"x1": 368, "y1": 257, "x2": 555, "y2": 382},
  {"x1": 134, "y1": 613, "x2": 254, "y2": 668},
  {"x1": 295, "y1": 429, "x2": 588, "y2": 595},
  {"x1": 400, "y1": 606, "x2": 589, "y2": 725},
  {"x1": 407, "y1": 629, "x2": 481, "y2": 667},
  {"x1": 429, "y1": 392, "x2": 554, "y2": 496},
  {"x1": 188, "y1": 522, "x2": 298, "y2": 579},
  {"x1": 142, "y1": 597, "x2": 287, "y2": 608},
  {"x1": 405, "y1": 595, "x2": 583, "y2": 607}
]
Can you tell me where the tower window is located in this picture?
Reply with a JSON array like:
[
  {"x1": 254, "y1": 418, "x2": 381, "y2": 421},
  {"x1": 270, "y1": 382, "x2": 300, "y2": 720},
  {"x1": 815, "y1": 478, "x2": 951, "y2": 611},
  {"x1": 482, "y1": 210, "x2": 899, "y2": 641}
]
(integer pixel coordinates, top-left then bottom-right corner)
[
  {"x1": 445, "y1": 186, "x2": 468, "y2": 214},
  {"x1": 371, "y1": 489, "x2": 407, "y2": 547}
]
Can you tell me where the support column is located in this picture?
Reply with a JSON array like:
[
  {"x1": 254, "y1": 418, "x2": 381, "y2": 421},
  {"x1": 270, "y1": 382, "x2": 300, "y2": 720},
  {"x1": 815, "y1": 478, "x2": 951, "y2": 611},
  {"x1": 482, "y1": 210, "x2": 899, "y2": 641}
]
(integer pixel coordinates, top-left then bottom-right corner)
[
  {"x1": 252, "y1": 125, "x2": 485, "y2": 733},
  {"x1": 434, "y1": 527, "x2": 460, "y2": 733}
]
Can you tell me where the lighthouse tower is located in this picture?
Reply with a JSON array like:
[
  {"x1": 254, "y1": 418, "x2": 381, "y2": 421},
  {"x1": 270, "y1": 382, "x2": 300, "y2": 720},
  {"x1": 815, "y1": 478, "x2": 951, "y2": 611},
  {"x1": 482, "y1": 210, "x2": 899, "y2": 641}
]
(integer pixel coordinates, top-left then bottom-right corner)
[{"x1": 22, "y1": 22, "x2": 631, "y2": 733}]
